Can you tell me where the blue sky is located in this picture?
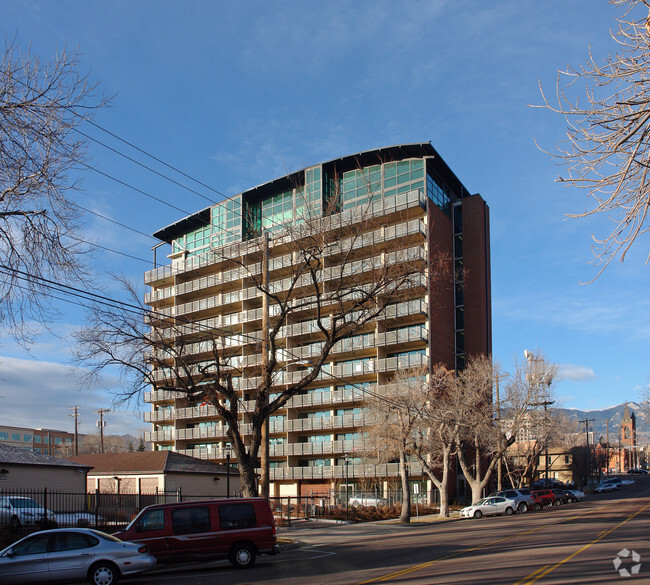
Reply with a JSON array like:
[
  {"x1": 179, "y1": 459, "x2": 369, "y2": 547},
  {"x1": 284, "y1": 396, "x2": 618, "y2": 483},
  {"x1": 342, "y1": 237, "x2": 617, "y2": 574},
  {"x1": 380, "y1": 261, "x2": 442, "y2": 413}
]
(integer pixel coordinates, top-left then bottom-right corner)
[{"x1": 2, "y1": 0, "x2": 649, "y2": 436}]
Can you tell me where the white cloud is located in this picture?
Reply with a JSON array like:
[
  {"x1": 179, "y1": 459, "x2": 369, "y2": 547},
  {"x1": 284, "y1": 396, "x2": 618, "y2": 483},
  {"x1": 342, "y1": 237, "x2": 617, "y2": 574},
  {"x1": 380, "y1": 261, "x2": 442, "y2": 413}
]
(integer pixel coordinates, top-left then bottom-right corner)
[
  {"x1": 559, "y1": 364, "x2": 597, "y2": 381},
  {"x1": 0, "y1": 355, "x2": 144, "y2": 436}
]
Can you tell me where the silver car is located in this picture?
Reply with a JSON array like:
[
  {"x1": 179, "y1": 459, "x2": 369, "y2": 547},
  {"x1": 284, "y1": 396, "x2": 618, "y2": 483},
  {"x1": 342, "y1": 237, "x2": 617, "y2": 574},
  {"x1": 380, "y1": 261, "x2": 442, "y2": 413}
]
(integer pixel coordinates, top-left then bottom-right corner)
[
  {"x1": 460, "y1": 496, "x2": 518, "y2": 519},
  {"x1": 0, "y1": 528, "x2": 155, "y2": 585},
  {"x1": 0, "y1": 497, "x2": 56, "y2": 529}
]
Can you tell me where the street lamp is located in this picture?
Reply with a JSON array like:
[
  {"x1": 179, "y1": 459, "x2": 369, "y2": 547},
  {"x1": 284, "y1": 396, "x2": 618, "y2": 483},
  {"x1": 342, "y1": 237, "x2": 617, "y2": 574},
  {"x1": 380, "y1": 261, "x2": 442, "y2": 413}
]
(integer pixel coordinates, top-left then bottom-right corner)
[{"x1": 525, "y1": 350, "x2": 555, "y2": 489}]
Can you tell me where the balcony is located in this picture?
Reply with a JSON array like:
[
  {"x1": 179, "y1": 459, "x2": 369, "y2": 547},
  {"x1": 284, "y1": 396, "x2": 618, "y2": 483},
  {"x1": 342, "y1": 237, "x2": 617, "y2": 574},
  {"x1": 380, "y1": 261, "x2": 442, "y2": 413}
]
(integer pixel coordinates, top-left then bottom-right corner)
[
  {"x1": 144, "y1": 389, "x2": 185, "y2": 403},
  {"x1": 286, "y1": 413, "x2": 366, "y2": 433},
  {"x1": 269, "y1": 461, "x2": 424, "y2": 481},
  {"x1": 271, "y1": 439, "x2": 366, "y2": 457},
  {"x1": 143, "y1": 410, "x2": 175, "y2": 423},
  {"x1": 375, "y1": 352, "x2": 427, "y2": 373},
  {"x1": 143, "y1": 430, "x2": 174, "y2": 442},
  {"x1": 376, "y1": 325, "x2": 428, "y2": 348},
  {"x1": 175, "y1": 426, "x2": 228, "y2": 441}
]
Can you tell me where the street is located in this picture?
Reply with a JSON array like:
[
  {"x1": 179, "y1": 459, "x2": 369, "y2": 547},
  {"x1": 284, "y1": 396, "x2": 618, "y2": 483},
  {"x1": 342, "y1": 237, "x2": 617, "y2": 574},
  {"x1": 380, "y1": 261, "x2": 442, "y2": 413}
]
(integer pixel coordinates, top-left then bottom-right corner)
[{"x1": 125, "y1": 477, "x2": 650, "y2": 585}]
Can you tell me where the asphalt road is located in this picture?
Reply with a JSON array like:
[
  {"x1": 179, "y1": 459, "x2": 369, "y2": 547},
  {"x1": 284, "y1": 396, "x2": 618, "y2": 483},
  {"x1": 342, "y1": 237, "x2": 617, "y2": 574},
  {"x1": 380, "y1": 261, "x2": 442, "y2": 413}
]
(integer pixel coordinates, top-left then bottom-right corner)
[{"x1": 126, "y1": 476, "x2": 650, "y2": 585}]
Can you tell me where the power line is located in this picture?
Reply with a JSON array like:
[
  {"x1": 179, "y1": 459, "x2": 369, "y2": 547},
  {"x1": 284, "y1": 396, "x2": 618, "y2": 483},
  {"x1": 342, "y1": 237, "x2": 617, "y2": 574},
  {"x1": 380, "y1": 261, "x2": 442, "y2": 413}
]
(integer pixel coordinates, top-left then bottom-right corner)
[
  {"x1": 67, "y1": 234, "x2": 152, "y2": 265},
  {"x1": 71, "y1": 203, "x2": 157, "y2": 241},
  {"x1": 75, "y1": 127, "x2": 219, "y2": 205},
  {"x1": 75, "y1": 160, "x2": 192, "y2": 215},
  {"x1": 84, "y1": 119, "x2": 230, "y2": 199}
]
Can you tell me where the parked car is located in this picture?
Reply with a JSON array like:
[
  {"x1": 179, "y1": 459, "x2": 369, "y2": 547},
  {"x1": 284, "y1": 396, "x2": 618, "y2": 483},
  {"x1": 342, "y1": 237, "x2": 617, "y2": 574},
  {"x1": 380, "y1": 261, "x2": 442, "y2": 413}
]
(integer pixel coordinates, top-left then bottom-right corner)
[
  {"x1": 459, "y1": 496, "x2": 517, "y2": 519},
  {"x1": 531, "y1": 489, "x2": 557, "y2": 508},
  {"x1": 0, "y1": 528, "x2": 155, "y2": 585},
  {"x1": 566, "y1": 489, "x2": 585, "y2": 501},
  {"x1": 551, "y1": 489, "x2": 571, "y2": 505},
  {"x1": 594, "y1": 482, "x2": 618, "y2": 493},
  {"x1": 114, "y1": 497, "x2": 279, "y2": 569},
  {"x1": 349, "y1": 495, "x2": 388, "y2": 508},
  {"x1": 0, "y1": 496, "x2": 56, "y2": 529},
  {"x1": 627, "y1": 468, "x2": 648, "y2": 475},
  {"x1": 490, "y1": 489, "x2": 535, "y2": 513}
]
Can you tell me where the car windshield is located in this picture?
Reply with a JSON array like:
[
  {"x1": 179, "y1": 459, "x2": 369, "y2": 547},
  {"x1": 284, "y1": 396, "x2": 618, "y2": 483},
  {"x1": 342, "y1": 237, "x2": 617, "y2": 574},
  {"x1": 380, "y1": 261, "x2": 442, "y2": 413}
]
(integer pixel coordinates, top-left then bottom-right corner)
[
  {"x1": 9, "y1": 498, "x2": 39, "y2": 508},
  {"x1": 473, "y1": 499, "x2": 489, "y2": 506}
]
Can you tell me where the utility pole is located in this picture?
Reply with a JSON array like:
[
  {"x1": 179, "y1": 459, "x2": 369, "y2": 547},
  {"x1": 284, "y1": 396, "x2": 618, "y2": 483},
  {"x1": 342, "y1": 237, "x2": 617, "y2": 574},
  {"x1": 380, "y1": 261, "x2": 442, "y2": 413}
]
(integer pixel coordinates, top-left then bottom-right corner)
[
  {"x1": 69, "y1": 406, "x2": 80, "y2": 456},
  {"x1": 260, "y1": 230, "x2": 271, "y2": 499},
  {"x1": 96, "y1": 409, "x2": 109, "y2": 454},
  {"x1": 494, "y1": 371, "x2": 508, "y2": 491},
  {"x1": 579, "y1": 418, "x2": 594, "y2": 487},
  {"x1": 606, "y1": 420, "x2": 609, "y2": 477}
]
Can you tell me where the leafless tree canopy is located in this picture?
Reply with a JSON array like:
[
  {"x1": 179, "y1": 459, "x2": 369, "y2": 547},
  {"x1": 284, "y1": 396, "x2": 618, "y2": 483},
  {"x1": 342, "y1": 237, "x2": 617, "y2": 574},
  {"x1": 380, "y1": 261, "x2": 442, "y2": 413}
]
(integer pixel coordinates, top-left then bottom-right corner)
[
  {"x1": 538, "y1": 0, "x2": 650, "y2": 277},
  {"x1": 0, "y1": 39, "x2": 108, "y2": 343}
]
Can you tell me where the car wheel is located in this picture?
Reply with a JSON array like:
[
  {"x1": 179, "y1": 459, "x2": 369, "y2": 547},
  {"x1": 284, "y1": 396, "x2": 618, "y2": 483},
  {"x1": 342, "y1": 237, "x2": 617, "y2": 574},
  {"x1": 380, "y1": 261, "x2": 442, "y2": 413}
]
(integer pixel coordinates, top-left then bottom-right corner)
[
  {"x1": 534, "y1": 503, "x2": 542, "y2": 511},
  {"x1": 505, "y1": 507, "x2": 514, "y2": 516},
  {"x1": 229, "y1": 543, "x2": 256, "y2": 569},
  {"x1": 473, "y1": 510, "x2": 482, "y2": 519},
  {"x1": 9, "y1": 516, "x2": 20, "y2": 530},
  {"x1": 89, "y1": 561, "x2": 120, "y2": 585},
  {"x1": 546, "y1": 502, "x2": 553, "y2": 508},
  {"x1": 352, "y1": 501, "x2": 360, "y2": 509},
  {"x1": 518, "y1": 502, "x2": 528, "y2": 513},
  {"x1": 554, "y1": 500, "x2": 562, "y2": 506}
]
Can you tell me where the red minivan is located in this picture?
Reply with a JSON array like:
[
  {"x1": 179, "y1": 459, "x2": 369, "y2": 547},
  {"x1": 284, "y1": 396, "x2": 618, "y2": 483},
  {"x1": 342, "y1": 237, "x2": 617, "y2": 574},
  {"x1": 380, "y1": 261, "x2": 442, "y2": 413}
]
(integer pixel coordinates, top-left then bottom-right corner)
[{"x1": 114, "y1": 497, "x2": 278, "y2": 569}]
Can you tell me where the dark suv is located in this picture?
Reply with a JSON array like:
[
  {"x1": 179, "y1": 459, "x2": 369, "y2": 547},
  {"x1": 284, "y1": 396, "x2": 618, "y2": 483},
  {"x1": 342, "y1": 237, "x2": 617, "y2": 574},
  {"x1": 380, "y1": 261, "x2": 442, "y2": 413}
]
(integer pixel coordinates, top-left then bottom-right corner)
[{"x1": 490, "y1": 489, "x2": 535, "y2": 513}]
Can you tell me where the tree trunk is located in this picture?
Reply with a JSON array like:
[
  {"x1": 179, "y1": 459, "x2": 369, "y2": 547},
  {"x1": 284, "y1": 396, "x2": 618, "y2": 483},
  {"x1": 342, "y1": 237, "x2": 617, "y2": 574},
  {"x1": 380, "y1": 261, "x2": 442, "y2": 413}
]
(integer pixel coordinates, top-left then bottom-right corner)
[
  {"x1": 399, "y1": 450, "x2": 411, "y2": 524},
  {"x1": 415, "y1": 445, "x2": 451, "y2": 518}
]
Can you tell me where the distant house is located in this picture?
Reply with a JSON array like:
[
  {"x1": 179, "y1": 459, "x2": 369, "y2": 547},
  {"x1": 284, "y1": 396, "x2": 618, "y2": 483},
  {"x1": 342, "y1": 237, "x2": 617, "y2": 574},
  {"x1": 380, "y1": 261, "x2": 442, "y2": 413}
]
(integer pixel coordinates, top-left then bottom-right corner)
[
  {"x1": 0, "y1": 443, "x2": 90, "y2": 491},
  {"x1": 69, "y1": 451, "x2": 240, "y2": 497}
]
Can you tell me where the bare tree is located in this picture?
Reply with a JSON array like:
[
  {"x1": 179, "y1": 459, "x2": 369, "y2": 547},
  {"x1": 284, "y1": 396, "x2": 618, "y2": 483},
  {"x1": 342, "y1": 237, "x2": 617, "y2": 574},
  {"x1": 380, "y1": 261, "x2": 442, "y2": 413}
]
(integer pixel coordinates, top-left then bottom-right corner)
[
  {"x1": 365, "y1": 370, "x2": 425, "y2": 523},
  {"x1": 455, "y1": 354, "x2": 558, "y2": 503},
  {"x1": 537, "y1": 0, "x2": 650, "y2": 276},
  {"x1": 408, "y1": 365, "x2": 458, "y2": 518},
  {"x1": 0, "y1": 38, "x2": 108, "y2": 343},
  {"x1": 75, "y1": 193, "x2": 430, "y2": 497}
]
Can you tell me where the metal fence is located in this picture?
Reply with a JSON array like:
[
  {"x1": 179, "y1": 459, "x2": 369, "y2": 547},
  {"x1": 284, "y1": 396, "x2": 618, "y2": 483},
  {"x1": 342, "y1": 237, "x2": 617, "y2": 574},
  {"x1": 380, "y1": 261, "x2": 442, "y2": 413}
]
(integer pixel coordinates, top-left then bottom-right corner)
[
  {"x1": 1, "y1": 488, "x2": 419, "y2": 534},
  {"x1": 0, "y1": 488, "x2": 242, "y2": 533}
]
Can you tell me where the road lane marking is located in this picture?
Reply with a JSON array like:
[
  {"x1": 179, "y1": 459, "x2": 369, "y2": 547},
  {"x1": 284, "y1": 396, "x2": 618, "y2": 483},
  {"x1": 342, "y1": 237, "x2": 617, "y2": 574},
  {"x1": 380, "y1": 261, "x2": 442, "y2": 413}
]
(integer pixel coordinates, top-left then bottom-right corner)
[
  {"x1": 516, "y1": 500, "x2": 650, "y2": 585},
  {"x1": 355, "y1": 507, "x2": 602, "y2": 585}
]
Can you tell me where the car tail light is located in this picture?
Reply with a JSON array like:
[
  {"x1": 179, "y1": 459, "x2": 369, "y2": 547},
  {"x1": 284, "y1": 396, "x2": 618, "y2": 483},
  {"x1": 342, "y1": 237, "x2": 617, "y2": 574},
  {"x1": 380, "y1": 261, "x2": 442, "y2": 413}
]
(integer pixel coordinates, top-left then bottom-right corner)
[{"x1": 138, "y1": 546, "x2": 149, "y2": 554}]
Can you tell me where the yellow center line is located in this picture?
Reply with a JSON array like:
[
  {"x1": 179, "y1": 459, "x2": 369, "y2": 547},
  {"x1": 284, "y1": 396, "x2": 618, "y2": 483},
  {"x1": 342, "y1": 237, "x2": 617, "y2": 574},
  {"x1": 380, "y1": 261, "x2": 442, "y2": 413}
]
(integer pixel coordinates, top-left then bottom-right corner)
[
  {"x1": 514, "y1": 565, "x2": 550, "y2": 585},
  {"x1": 354, "y1": 507, "x2": 603, "y2": 585},
  {"x1": 517, "y1": 500, "x2": 650, "y2": 585}
]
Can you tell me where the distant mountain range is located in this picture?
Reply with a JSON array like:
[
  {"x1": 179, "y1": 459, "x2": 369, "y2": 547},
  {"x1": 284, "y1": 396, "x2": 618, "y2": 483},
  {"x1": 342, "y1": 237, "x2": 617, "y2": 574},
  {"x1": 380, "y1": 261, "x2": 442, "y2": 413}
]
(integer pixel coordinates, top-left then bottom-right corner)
[{"x1": 553, "y1": 402, "x2": 648, "y2": 445}]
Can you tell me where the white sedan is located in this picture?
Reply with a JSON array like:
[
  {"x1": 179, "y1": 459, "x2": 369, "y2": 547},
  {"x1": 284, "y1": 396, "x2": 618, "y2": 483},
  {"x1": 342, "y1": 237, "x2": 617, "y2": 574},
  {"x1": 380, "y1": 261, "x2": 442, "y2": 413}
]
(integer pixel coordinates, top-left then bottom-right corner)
[
  {"x1": 460, "y1": 496, "x2": 518, "y2": 519},
  {"x1": 594, "y1": 482, "x2": 618, "y2": 493}
]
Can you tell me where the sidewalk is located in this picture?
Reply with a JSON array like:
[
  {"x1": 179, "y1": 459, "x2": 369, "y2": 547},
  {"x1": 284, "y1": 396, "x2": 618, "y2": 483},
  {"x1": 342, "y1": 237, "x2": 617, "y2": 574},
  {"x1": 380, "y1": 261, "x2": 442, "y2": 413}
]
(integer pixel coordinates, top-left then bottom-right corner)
[{"x1": 277, "y1": 512, "x2": 461, "y2": 550}]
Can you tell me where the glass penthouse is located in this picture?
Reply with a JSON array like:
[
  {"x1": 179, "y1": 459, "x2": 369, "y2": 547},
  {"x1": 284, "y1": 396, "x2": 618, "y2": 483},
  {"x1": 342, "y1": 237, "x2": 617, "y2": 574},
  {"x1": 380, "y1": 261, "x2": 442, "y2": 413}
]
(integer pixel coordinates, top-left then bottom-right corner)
[{"x1": 144, "y1": 143, "x2": 491, "y2": 500}]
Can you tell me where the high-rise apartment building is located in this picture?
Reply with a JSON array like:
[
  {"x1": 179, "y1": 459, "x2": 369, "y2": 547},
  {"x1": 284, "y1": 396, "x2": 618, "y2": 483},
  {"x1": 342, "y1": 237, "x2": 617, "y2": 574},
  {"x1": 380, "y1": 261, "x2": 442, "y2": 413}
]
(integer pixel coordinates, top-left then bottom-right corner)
[{"x1": 144, "y1": 143, "x2": 490, "y2": 499}]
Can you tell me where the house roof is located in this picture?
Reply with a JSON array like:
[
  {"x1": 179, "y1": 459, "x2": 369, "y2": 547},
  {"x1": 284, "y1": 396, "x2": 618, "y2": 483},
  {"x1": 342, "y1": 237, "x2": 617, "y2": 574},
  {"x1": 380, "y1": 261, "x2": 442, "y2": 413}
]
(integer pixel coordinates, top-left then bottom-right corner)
[
  {"x1": 0, "y1": 443, "x2": 90, "y2": 469},
  {"x1": 68, "y1": 451, "x2": 229, "y2": 475}
]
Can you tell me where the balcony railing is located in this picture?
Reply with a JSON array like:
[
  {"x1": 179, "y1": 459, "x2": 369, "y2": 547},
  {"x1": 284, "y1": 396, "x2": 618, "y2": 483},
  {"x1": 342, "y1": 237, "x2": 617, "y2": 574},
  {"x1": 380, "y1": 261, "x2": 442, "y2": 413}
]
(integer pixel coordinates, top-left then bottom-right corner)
[{"x1": 269, "y1": 461, "x2": 425, "y2": 481}]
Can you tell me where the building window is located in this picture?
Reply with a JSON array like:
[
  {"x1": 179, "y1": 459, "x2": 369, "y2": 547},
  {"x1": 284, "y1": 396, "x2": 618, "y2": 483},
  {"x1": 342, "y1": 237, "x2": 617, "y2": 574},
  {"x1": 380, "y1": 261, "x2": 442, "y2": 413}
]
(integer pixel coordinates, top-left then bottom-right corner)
[
  {"x1": 23, "y1": 435, "x2": 32, "y2": 442},
  {"x1": 0, "y1": 433, "x2": 8, "y2": 440},
  {"x1": 33, "y1": 436, "x2": 42, "y2": 443},
  {"x1": 11, "y1": 434, "x2": 20, "y2": 441}
]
